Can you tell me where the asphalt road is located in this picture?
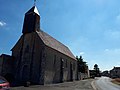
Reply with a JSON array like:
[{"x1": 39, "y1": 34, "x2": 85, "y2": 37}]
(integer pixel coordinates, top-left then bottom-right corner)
[
  {"x1": 94, "y1": 77, "x2": 120, "y2": 90},
  {"x1": 11, "y1": 79, "x2": 94, "y2": 90}
]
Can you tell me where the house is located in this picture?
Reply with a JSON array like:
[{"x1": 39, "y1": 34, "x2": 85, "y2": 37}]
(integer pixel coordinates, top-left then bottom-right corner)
[
  {"x1": 89, "y1": 70, "x2": 95, "y2": 78},
  {"x1": 0, "y1": 5, "x2": 77, "y2": 85},
  {"x1": 0, "y1": 54, "x2": 14, "y2": 83},
  {"x1": 101, "y1": 70, "x2": 110, "y2": 77},
  {"x1": 110, "y1": 67, "x2": 120, "y2": 78}
]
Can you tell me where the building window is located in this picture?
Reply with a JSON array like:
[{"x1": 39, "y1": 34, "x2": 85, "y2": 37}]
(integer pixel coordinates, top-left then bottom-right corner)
[
  {"x1": 65, "y1": 60, "x2": 67, "y2": 68},
  {"x1": 73, "y1": 62, "x2": 75, "y2": 70},
  {"x1": 60, "y1": 58, "x2": 64, "y2": 69},
  {"x1": 25, "y1": 45, "x2": 29, "y2": 53},
  {"x1": 53, "y1": 55, "x2": 56, "y2": 67}
]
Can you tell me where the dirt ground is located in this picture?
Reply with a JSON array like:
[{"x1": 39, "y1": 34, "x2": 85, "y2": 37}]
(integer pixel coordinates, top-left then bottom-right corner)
[
  {"x1": 111, "y1": 78, "x2": 120, "y2": 85},
  {"x1": 11, "y1": 79, "x2": 94, "y2": 90}
]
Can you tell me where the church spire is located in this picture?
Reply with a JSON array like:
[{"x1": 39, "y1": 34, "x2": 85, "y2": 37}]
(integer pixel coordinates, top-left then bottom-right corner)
[
  {"x1": 22, "y1": 4, "x2": 40, "y2": 34},
  {"x1": 25, "y1": 6, "x2": 40, "y2": 16},
  {"x1": 34, "y1": 0, "x2": 36, "y2": 6}
]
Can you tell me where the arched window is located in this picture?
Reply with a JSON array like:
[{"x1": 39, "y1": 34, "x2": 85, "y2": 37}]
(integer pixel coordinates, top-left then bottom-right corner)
[{"x1": 25, "y1": 45, "x2": 29, "y2": 53}]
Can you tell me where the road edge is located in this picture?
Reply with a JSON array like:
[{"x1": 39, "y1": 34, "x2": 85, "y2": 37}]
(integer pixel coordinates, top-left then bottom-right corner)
[{"x1": 91, "y1": 81, "x2": 97, "y2": 90}]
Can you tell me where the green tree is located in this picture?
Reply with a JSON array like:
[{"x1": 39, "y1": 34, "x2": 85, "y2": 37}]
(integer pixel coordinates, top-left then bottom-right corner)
[
  {"x1": 76, "y1": 56, "x2": 88, "y2": 73},
  {"x1": 94, "y1": 64, "x2": 100, "y2": 77}
]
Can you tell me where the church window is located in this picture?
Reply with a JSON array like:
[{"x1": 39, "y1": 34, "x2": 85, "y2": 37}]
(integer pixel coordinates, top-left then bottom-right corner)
[
  {"x1": 25, "y1": 45, "x2": 29, "y2": 53},
  {"x1": 36, "y1": 20, "x2": 40, "y2": 30},
  {"x1": 73, "y1": 62, "x2": 75, "y2": 70},
  {"x1": 65, "y1": 60, "x2": 67, "y2": 68},
  {"x1": 53, "y1": 55, "x2": 56, "y2": 67}
]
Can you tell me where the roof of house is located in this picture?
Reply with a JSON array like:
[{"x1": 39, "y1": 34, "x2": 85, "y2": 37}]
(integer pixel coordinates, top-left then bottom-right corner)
[
  {"x1": 0, "y1": 54, "x2": 13, "y2": 59},
  {"x1": 113, "y1": 67, "x2": 120, "y2": 70},
  {"x1": 36, "y1": 30, "x2": 76, "y2": 60}
]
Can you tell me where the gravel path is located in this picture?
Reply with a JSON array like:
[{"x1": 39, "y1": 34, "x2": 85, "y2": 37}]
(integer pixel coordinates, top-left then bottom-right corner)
[{"x1": 11, "y1": 79, "x2": 94, "y2": 90}]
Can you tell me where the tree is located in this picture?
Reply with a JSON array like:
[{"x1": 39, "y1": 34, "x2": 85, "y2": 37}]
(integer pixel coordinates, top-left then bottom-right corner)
[
  {"x1": 94, "y1": 64, "x2": 98, "y2": 71},
  {"x1": 94, "y1": 64, "x2": 100, "y2": 77},
  {"x1": 76, "y1": 56, "x2": 88, "y2": 73}
]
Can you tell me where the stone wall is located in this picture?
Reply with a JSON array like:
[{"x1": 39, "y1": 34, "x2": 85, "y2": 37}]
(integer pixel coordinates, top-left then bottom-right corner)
[
  {"x1": 0, "y1": 54, "x2": 14, "y2": 82},
  {"x1": 11, "y1": 32, "x2": 78, "y2": 85},
  {"x1": 78, "y1": 72, "x2": 89, "y2": 80},
  {"x1": 12, "y1": 32, "x2": 45, "y2": 84},
  {"x1": 44, "y1": 46, "x2": 77, "y2": 84}
]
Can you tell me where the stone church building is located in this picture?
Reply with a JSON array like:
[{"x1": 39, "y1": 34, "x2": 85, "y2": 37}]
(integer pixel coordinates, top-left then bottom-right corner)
[{"x1": 0, "y1": 5, "x2": 77, "y2": 85}]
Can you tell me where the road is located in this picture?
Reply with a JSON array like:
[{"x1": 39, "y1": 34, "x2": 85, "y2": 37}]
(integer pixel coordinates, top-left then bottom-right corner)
[
  {"x1": 94, "y1": 77, "x2": 120, "y2": 90},
  {"x1": 11, "y1": 79, "x2": 94, "y2": 90}
]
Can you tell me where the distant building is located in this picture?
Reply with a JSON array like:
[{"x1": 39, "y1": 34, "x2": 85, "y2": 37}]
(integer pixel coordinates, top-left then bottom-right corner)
[
  {"x1": 0, "y1": 54, "x2": 14, "y2": 81},
  {"x1": 101, "y1": 70, "x2": 109, "y2": 77},
  {"x1": 89, "y1": 70, "x2": 95, "y2": 78},
  {"x1": 0, "y1": 5, "x2": 78, "y2": 85},
  {"x1": 78, "y1": 66, "x2": 90, "y2": 80},
  {"x1": 110, "y1": 67, "x2": 120, "y2": 78}
]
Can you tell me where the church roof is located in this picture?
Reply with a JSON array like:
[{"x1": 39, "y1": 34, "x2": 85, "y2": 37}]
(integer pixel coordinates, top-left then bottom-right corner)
[
  {"x1": 37, "y1": 30, "x2": 76, "y2": 60},
  {"x1": 26, "y1": 6, "x2": 40, "y2": 15},
  {"x1": 12, "y1": 6, "x2": 76, "y2": 60}
]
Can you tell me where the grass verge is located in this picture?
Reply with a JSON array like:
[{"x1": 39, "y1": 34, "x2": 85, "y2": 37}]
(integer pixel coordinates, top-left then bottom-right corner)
[{"x1": 111, "y1": 78, "x2": 120, "y2": 86}]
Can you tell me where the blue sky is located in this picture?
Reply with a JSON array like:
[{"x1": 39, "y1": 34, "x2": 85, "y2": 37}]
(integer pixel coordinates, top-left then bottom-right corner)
[{"x1": 0, "y1": 0, "x2": 120, "y2": 71}]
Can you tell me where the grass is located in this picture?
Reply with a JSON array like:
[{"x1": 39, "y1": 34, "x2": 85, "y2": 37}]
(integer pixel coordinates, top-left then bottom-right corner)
[{"x1": 111, "y1": 78, "x2": 120, "y2": 86}]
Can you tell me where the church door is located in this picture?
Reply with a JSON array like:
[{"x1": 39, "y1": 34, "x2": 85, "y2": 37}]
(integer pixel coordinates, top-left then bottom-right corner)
[
  {"x1": 60, "y1": 59, "x2": 64, "y2": 82},
  {"x1": 21, "y1": 65, "x2": 30, "y2": 83},
  {"x1": 70, "y1": 63, "x2": 73, "y2": 81}
]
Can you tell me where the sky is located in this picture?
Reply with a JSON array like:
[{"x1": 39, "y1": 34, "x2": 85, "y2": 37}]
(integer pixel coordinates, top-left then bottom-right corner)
[{"x1": 0, "y1": 0, "x2": 120, "y2": 71}]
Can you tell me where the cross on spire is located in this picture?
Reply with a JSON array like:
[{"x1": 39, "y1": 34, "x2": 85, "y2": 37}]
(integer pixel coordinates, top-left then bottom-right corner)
[{"x1": 34, "y1": 0, "x2": 36, "y2": 6}]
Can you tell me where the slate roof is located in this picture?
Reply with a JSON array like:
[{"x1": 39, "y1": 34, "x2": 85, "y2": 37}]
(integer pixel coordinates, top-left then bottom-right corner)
[
  {"x1": 36, "y1": 30, "x2": 76, "y2": 60},
  {"x1": 113, "y1": 67, "x2": 120, "y2": 70}
]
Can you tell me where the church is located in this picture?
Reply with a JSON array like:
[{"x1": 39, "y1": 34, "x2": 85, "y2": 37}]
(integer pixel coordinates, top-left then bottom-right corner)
[{"x1": 0, "y1": 5, "x2": 77, "y2": 85}]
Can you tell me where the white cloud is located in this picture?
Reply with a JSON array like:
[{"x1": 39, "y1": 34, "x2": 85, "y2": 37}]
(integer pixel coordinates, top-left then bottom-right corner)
[
  {"x1": 116, "y1": 14, "x2": 120, "y2": 20},
  {"x1": 116, "y1": 14, "x2": 120, "y2": 25},
  {"x1": 80, "y1": 52, "x2": 85, "y2": 55},
  {"x1": 85, "y1": 48, "x2": 120, "y2": 71},
  {"x1": 0, "y1": 21, "x2": 6, "y2": 27},
  {"x1": 103, "y1": 49, "x2": 120, "y2": 66},
  {"x1": 104, "y1": 48, "x2": 120, "y2": 54},
  {"x1": 92, "y1": 0, "x2": 109, "y2": 6},
  {"x1": 104, "y1": 49, "x2": 109, "y2": 52},
  {"x1": 104, "y1": 30, "x2": 120, "y2": 40}
]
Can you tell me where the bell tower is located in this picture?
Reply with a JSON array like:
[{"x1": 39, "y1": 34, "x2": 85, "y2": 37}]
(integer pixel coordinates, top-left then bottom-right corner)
[{"x1": 22, "y1": 5, "x2": 40, "y2": 34}]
